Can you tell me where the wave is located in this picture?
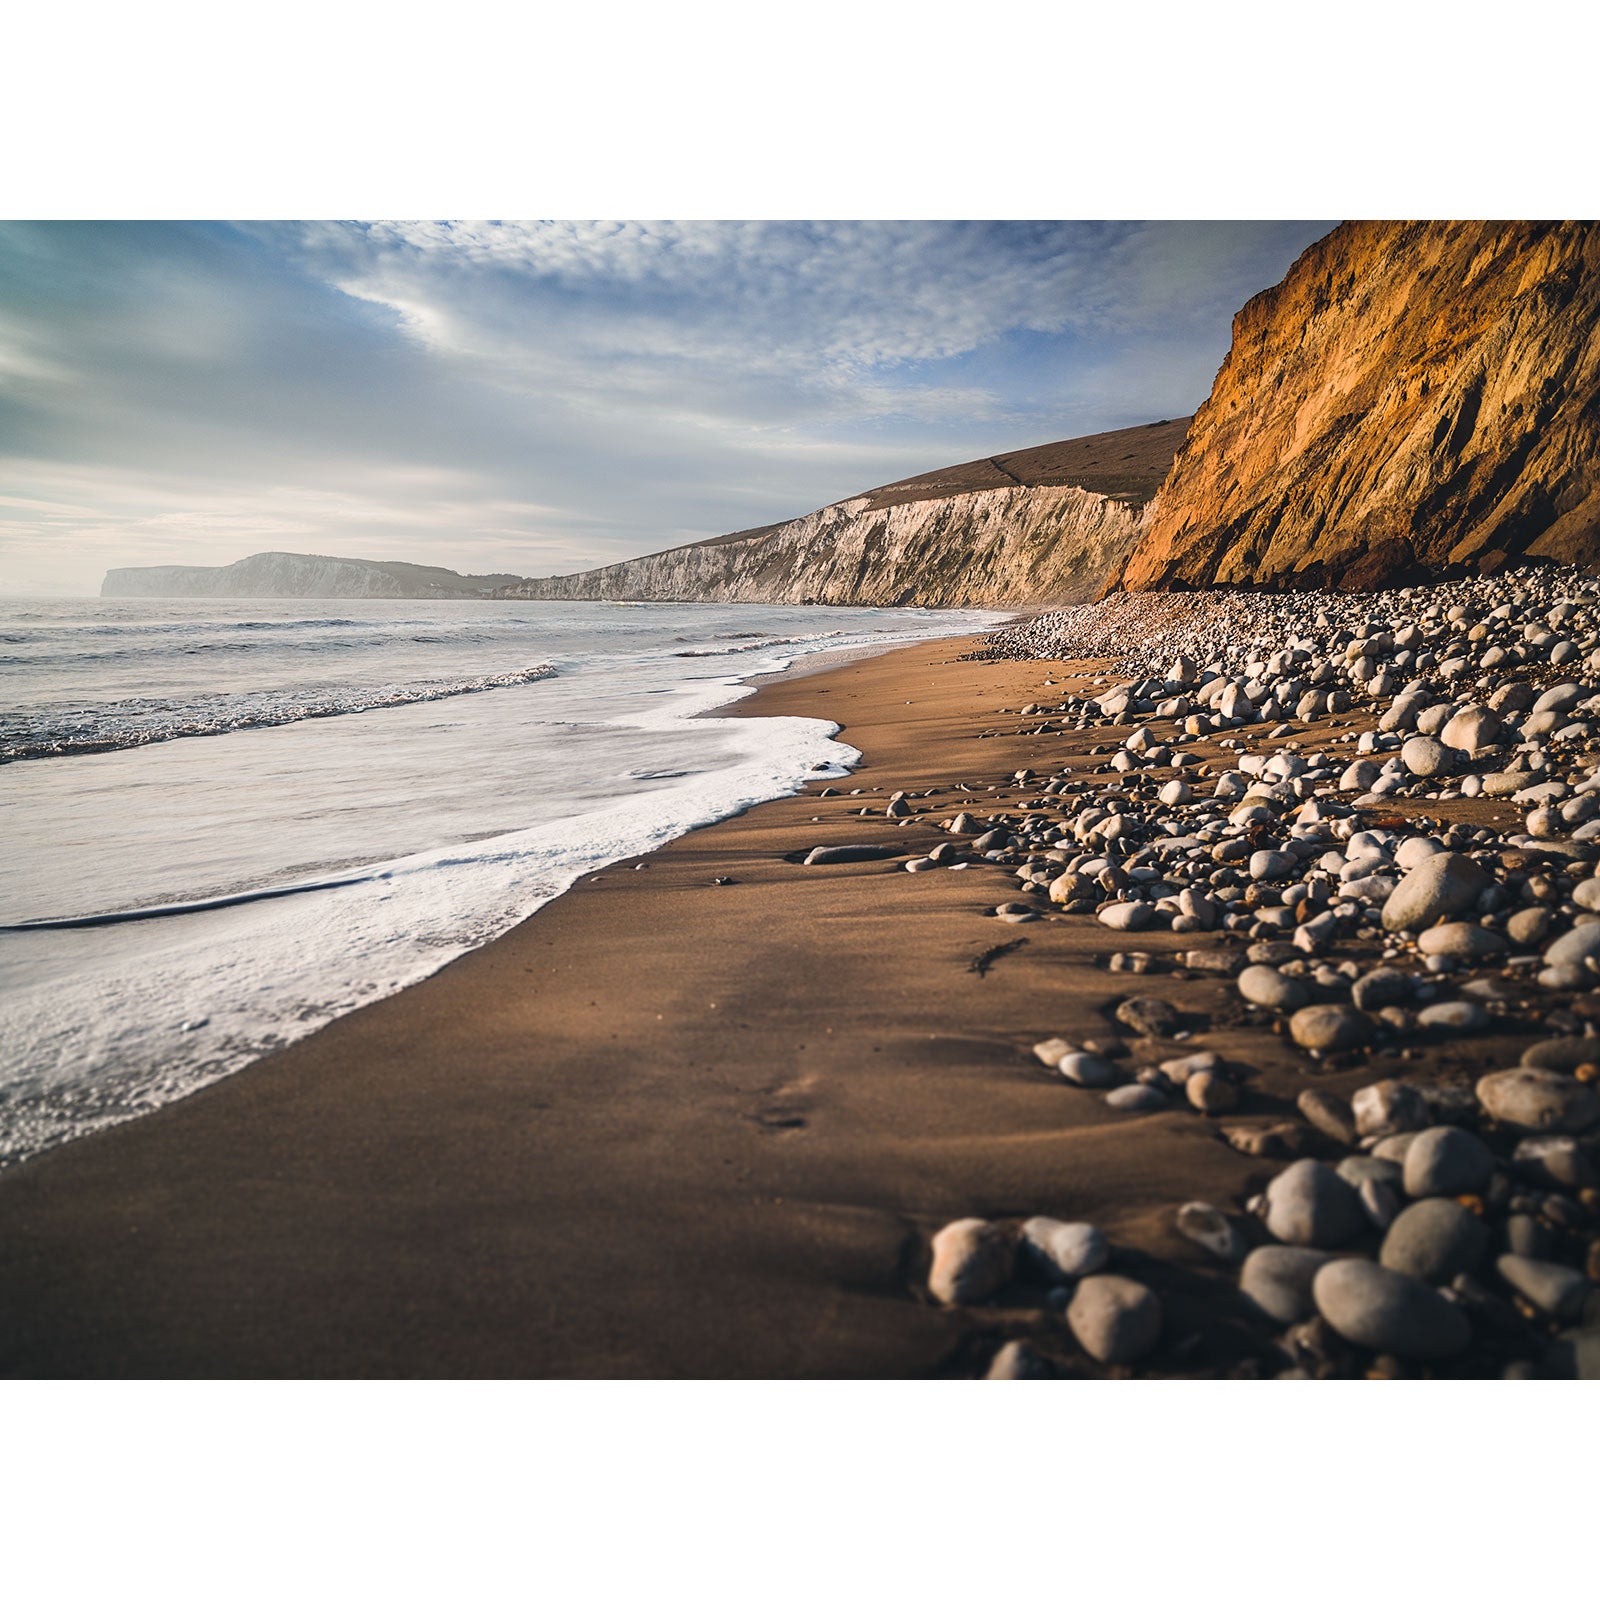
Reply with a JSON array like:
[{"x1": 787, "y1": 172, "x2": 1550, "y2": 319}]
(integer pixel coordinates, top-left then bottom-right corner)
[
  {"x1": 0, "y1": 872, "x2": 376, "y2": 932},
  {"x1": 673, "y1": 631, "x2": 843, "y2": 658},
  {"x1": 0, "y1": 664, "x2": 558, "y2": 763}
]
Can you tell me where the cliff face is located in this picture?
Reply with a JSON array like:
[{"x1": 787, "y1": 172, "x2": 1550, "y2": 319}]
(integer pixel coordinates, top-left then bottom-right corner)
[
  {"x1": 1119, "y1": 221, "x2": 1600, "y2": 592},
  {"x1": 500, "y1": 486, "x2": 1149, "y2": 608},
  {"x1": 101, "y1": 552, "x2": 524, "y2": 600},
  {"x1": 498, "y1": 419, "x2": 1187, "y2": 608}
]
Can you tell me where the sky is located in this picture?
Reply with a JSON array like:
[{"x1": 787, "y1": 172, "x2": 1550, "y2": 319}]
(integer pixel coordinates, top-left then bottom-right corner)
[{"x1": 0, "y1": 220, "x2": 1334, "y2": 595}]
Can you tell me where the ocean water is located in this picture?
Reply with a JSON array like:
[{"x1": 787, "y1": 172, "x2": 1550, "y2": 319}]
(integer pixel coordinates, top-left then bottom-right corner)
[{"x1": 0, "y1": 597, "x2": 1004, "y2": 1164}]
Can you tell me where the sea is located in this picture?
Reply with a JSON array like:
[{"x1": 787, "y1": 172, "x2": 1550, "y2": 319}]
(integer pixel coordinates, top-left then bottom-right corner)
[{"x1": 0, "y1": 597, "x2": 1004, "y2": 1165}]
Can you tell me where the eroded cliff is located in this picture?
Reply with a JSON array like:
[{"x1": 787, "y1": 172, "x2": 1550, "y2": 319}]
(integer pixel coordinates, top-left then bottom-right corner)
[
  {"x1": 1118, "y1": 221, "x2": 1600, "y2": 592},
  {"x1": 498, "y1": 419, "x2": 1186, "y2": 608}
]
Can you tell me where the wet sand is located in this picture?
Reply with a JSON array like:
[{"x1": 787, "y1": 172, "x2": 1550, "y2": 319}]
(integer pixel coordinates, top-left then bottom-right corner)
[{"x1": 0, "y1": 636, "x2": 1496, "y2": 1378}]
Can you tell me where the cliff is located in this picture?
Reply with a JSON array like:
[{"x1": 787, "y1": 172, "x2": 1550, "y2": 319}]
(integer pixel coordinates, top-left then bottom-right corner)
[
  {"x1": 101, "y1": 551, "x2": 525, "y2": 600},
  {"x1": 496, "y1": 419, "x2": 1188, "y2": 608},
  {"x1": 1117, "y1": 221, "x2": 1600, "y2": 592}
]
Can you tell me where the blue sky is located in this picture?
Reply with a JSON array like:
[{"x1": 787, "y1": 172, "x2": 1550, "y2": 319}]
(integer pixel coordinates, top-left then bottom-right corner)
[{"x1": 0, "y1": 220, "x2": 1333, "y2": 594}]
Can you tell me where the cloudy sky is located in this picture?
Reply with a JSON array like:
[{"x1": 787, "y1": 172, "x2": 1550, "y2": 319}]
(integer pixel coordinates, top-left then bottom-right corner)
[{"x1": 0, "y1": 220, "x2": 1333, "y2": 595}]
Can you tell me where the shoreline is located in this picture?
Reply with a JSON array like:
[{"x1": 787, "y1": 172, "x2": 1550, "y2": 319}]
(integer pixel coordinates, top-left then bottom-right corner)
[
  {"x1": 1, "y1": 630, "x2": 1255, "y2": 1378},
  {"x1": 0, "y1": 618, "x2": 1582, "y2": 1377}
]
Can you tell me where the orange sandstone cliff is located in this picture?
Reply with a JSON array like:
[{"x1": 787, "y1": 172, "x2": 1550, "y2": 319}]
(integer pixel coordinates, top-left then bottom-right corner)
[{"x1": 1117, "y1": 221, "x2": 1600, "y2": 593}]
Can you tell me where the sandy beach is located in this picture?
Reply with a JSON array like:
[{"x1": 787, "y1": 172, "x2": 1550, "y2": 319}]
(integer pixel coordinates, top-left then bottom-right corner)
[
  {"x1": 0, "y1": 635, "x2": 1268, "y2": 1376},
  {"x1": 0, "y1": 619, "x2": 1589, "y2": 1379}
]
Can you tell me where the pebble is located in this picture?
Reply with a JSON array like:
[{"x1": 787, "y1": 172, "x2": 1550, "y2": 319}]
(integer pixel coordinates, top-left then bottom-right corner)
[
  {"x1": 1312, "y1": 1259, "x2": 1472, "y2": 1360},
  {"x1": 1416, "y1": 999, "x2": 1490, "y2": 1033},
  {"x1": 1298, "y1": 1088, "x2": 1358, "y2": 1145},
  {"x1": 1416, "y1": 923, "x2": 1507, "y2": 959},
  {"x1": 1019, "y1": 1217, "x2": 1110, "y2": 1281},
  {"x1": 1379, "y1": 1198, "x2": 1491, "y2": 1281},
  {"x1": 1496, "y1": 1254, "x2": 1591, "y2": 1320},
  {"x1": 1263, "y1": 1159, "x2": 1366, "y2": 1247},
  {"x1": 1066, "y1": 1274, "x2": 1163, "y2": 1364},
  {"x1": 1351, "y1": 967, "x2": 1413, "y2": 1011},
  {"x1": 1115, "y1": 996, "x2": 1181, "y2": 1037},
  {"x1": 1511, "y1": 1135, "x2": 1597, "y2": 1189},
  {"x1": 1402, "y1": 1126, "x2": 1496, "y2": 1196},
  {"x1": 1504, "y1": 1214, "x2": 1550, "y2": 1258},
  {"x1": 1337, "y1": 1155, "x2": 1404, "y2": 1189},
  {"x1": 1159, "y1": 1051, "x2": 1220, "y2": 1085},
  {"x1": 1381, "y1": 852, "x2": 1492, "y2": 933},
  {"x1": 1057, "y1": 1051, "x2": 1121, "y2": 1088},
  {"x1": 1176, "y1": 1201, "x2": 1248, "y2": 1263},
  {"x1": 1476, "y1": 1065, "x2": 1600, "y2": 1133},
  {"x1": 984, "y1": 1340, "x2": 1052, "y2": 1379},
  {"x1": 1240, "y1": 1245, "x2": 1333, "y2": 1324},
  {"x1": 928, "y1": 1219, "x2": 1015, "y2": 1306},
  {"x1": 1353, "y1": 1079, "x2": 1431, "y2": 1139},
  {"x1": 1106, "y1": 1083, "x2": 1167, "y2": 1112},
  {"x1": 1519, "y1": 1036, "x2": 1600, "y2": 1073},
  {"x1": 804, "y1": 844, "x2": 895, "y2": 865},
  {"x1": 1187, "y1": 1070, "x2": 1238, "y2": 1114},
  {"x1": 1288, "y1": 1004, "x2": 1368, "y2": 1052},
  {"x1": 1098, "y1": 902, "x2": 1152, "y2": 931},
  {"x1": 1238, "y1": 965, "x2": 1310, "y2": 1009}
]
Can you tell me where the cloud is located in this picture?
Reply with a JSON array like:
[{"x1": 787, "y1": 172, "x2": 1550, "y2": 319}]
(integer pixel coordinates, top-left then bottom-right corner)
[{"x1": 0, "y1": 219, "x2": 1334, "y2": 593}]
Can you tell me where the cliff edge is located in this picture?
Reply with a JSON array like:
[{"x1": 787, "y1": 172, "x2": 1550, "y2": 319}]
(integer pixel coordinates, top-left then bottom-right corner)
[
  {"x1": 1118, "y1": 220, "x2": 1600, "y2": 592},
  {"x1": 101, "y1": 551, "x2": 525, "y2": 600},
  {"x1": 495, "y1": 419, "x2": 1188, "y2": 608}
]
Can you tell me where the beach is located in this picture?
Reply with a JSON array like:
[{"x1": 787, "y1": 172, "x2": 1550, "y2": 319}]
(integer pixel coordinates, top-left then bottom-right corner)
[
  {"x1": 1, "y1": 605, "x2": 1596, "y2": 1379},
  {"x1": 0, "y1": 633, "x2": 1246, "y2": 1376}
]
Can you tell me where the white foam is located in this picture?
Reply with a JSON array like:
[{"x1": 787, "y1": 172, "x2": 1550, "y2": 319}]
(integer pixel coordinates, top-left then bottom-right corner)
[{"x1": 0, "y1": 609, "x2": 992, "y2": 1164}]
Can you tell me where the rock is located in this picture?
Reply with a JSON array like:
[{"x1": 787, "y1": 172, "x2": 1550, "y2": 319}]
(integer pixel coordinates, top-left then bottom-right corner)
[
  {"x1": 1159, "y1": 1051, "x2": 1221, "y2": 1086},
  {"x1": 1238, "y1": 965, "x2": 1310, "y2": 1010},
  {"x1": 1511, "y1": 1135, "x2": 1597, "y2": 1189},
  {"x1": 1401, "y1": 736, "x2": 1452, "y2": 776},
  {"x1": 1226, "y1": 1122, "x2": 1316, "y2": 1158},
  {"x1": 1289, "y1": 1004, "x2": 1368, "y2": 1052},
  {"x1": 1351, "y1": 967, "x2": 1413, "y2": 1011},
  {"x1": 1496, "y1": 1255, "x2": 1591, "y2": 1320},
  {"x1": 1312, "y1": 1259, "x2": 1472, "y2": 1360},
  {"x1": 1506, "y1": 907, "x2": 1555, "y2": 947},
  {"x1": 1057, "y1": 1051, "x2": 1121, "y2": 1088},
  {"x1": 1098, "y1": 901, "x2": 1152, "y2": 932},
  {"x1": 928, "y1": 1218, "x2": 1014, "y2": 1306},
  {"x1": 1357, "y1": 1176, "x2": 1403, "y2": 1230},
  {"x1": 1416, "y1": 923, "x2": 1507, "y2": 959},
  {"x1": 1187, "y1": 1070, "x2": 1238, "y2": 1114},
  {"x1": 1381, "y1": 852, "x2": 1492, "y2": 933},
  {"x1": 1380, "y1": 1198, "x2": 1491, "y2": 1282},
  {"x1": 1519, "y1": 1036, "x2": 1600, "y2": 1074},
  {"x1": 804, "y1": 844, "x2": 895, "y2": 865},
  {"x1": 1353, "y1": 1079, "x2": 1431, "y2": 1139},
  {"x1": 1066, "y1": 1274, "x2": 1162, "y2": 1364},
  {"x1": 984, "y1": 1339, "x2": 1051, "y2": 1379},
  {"x1": 1337, "y1": 1155, "x2": 1404, "y2": 1189},
  {"x1": 1176, "y1": 1201, "x2": 1248, "y2": 1263},
  {"x1": 1543, "y1": 1328, "x2": 1600, "y2": 1379},
  {"x1": 1115, "y1": 996, "x2": 1181, "y2": 1037},
  {"x1": 1250, "y1": 849, "x2": 1296, "y2": 881},
  {"x1": 1032, "y1": 1037, "x2": 1072, "y2": 1067},
  {"x1": 1544, "y1": 920, "x2": 1600, "y2": 969},
  {"x1": 1106, "y1": 1083, "x2": 1167, "y2": 1112},
  {"x1": 1504, "y1": 1214, "x2": 1551, "y2": 1259},
  {"x1": 1298, "y1": 1088, "x2": 1358, "y2": 1145},
  {"x1": 1416, "y1": 999, "x2": 1490, "y2": 1033},
  {"x1": 1019, "y1": 1217, "x2": 1109, "y2": 1281},
  {"x1": 1476, "y1": 1066, "x2": 1600, "y2": 1134},
  {"x1": 1263, "y1": 1159, "x2": 1365, "y2": 1247},
  {"x1": 1240, "y1": 1245, "x2": 1333, "y2": 1324},
  {"x1": 1440, "y1": 705, "x2": 1505, "y2": 753},
  {"x1": 1403, "y1": 1126, "x2": 1496, "y2": 1197}
]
